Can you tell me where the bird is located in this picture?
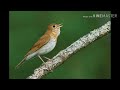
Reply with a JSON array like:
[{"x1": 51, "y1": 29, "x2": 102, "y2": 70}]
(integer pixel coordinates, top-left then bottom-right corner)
[{"x1": 15, "y1": 23, "x2": 63, "y2": 69}]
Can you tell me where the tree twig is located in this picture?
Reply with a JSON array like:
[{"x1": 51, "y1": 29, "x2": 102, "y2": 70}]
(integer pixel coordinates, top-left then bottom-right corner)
[{"x1": 27, "y1": 21, "x2": 111, "y2": 79}]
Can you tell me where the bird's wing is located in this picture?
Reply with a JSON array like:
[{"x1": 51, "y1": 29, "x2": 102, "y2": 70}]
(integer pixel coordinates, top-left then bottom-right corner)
[{"x1": 24, "y1": 34, "x2": 50, "y2": 57}]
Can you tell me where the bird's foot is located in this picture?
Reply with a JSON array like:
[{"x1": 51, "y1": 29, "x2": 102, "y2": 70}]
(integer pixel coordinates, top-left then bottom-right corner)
[
  {"x1": 44, "y1": 63, "x2": 53, "y2": 72},
  {"x1": 38, "y1": 55, "x2": 53, "y2": 72},
  {"x1": 43, "y1": 57, "x2": 53, "y2": 72}
]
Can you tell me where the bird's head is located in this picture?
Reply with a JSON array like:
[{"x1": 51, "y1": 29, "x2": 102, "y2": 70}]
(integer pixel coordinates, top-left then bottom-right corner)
[{"x1": 48, "y1": 23, "x2": 63, "y2": 36}]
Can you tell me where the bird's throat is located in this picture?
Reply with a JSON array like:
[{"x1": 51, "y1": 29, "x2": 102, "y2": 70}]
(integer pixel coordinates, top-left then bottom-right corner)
[{"x1": 51, "y1": 31, "x2": 59, "y2": 40}]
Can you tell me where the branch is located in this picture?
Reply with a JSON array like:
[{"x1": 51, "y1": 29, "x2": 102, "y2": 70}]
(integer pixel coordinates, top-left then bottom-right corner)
[{"x1": 27, "y1": 21, "x2": 111, "y2": 79}]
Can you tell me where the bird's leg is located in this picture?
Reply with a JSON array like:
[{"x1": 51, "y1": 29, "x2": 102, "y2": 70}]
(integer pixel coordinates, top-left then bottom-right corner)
[
  {"x1": 43, "y1": 56, "x2": 53, "y2": 72},
  {"x1": 38, "y1": 55, "x2": 45, "y2": 64},
  {"x1": 43, "y1": 56, "x2": 51, "y2": 61},
  {"x1": 38, "y1": 55, "x2": 53, "y2": 72}
]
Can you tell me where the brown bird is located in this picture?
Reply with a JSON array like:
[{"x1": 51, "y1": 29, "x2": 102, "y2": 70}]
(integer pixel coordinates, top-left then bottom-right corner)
[{"x1": 15, "y1": 23, "x2": 63, "y2": 69}]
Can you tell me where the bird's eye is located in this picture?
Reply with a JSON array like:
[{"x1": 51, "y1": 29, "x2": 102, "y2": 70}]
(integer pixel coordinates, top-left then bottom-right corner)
[{"x1": 53, "y1": 25, "x2": 55, "y2": 28}]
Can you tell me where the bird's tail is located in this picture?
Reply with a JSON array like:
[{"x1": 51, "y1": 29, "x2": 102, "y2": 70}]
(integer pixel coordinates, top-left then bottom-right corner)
[{"x1": 15, "y1": 57, "x2": 26, "y2": 69}]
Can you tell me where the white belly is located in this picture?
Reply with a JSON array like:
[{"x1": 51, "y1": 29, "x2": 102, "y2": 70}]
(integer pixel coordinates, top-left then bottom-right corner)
[
  {"x1": 37, "y1": 38, "x2": 56, "y2": 55},
  {"x1": 26, "y1": 38, "x2": 56, "y2": 60}
]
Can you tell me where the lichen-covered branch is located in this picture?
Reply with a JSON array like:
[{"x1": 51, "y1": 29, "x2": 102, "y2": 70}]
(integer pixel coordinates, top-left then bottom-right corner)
[{"x1": 27, "y1": 21, "x2": 111, "y2": 79}]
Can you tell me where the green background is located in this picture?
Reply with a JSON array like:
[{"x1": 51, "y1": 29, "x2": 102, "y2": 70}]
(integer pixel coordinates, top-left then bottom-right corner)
[{"x1": 9, "y1": 11, "x2": 111, "y2": 79}]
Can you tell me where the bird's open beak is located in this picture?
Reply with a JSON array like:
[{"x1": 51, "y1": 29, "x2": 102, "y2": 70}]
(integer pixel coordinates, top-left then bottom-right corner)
[{"x1": 59, "y1": 23, "x2": 63, "y2": 27}]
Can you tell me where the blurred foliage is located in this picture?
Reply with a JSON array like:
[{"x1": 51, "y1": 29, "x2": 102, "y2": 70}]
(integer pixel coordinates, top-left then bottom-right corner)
[{"x1": 9, "y1": 11, "x2": 111, "y2": 79}]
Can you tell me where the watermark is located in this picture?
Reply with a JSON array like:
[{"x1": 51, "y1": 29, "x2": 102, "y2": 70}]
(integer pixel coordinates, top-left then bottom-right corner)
[{"x1": 83, "y1": 14, "x2": 117, "y2": 18}]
